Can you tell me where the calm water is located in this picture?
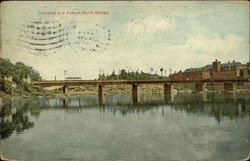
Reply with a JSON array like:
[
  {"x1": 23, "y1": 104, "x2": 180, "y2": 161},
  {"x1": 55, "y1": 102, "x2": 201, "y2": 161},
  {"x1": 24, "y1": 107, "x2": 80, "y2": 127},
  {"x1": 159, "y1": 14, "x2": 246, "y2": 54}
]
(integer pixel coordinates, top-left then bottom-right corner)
[{"x1": 0, "y1": 92, "x2": 249, "y2": 161}]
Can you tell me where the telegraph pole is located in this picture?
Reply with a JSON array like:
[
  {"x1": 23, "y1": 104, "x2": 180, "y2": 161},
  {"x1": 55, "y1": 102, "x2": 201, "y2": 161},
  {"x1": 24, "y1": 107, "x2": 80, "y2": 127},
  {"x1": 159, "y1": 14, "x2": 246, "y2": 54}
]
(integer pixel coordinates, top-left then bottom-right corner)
[{"x1": 64, "y1": 70, "x2": 67, "y2": 80}]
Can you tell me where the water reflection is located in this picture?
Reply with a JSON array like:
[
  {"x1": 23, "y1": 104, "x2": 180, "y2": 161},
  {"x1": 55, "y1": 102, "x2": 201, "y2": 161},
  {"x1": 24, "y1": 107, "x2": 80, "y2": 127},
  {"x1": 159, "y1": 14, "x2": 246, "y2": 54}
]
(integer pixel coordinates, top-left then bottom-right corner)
[
  {"x1": 0, "y1": 99, "x2": 34, "y2": 139},
  {"x1": 0, "y1": 92, "x2": 249, "y2": 140}
]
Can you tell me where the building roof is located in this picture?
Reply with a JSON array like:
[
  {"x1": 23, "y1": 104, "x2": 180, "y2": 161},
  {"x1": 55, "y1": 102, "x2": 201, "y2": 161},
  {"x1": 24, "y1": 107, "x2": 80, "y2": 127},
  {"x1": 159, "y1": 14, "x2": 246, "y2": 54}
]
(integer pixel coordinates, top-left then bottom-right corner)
[
  {"x1": 184, "y1": 67, "x2": 203, "y2": 72},
  {"x1": 221, "y1": 62, "x2": 241, "y2": 68},
  {"x1": 184, "y1": 61, "x2": 242, "y2": 73}
]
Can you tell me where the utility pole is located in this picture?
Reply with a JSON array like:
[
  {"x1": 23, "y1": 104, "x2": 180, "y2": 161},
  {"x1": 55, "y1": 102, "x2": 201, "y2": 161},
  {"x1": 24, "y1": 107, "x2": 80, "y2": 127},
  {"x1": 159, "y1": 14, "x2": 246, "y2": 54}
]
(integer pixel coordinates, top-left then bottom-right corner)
[
  {"x1": 99, "y1": 67, "x2": 101, "y2": 79},
  {"x1": 64, "y1": 70, "x2": 67, "y2": 80}
]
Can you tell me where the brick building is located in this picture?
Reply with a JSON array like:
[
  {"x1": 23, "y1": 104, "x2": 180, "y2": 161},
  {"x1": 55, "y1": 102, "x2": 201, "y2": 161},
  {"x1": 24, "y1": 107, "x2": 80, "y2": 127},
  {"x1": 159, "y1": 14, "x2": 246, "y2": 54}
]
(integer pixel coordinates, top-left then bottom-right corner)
[{"x1": 172, "y1": 59, "x2": 244, "y2": 81}]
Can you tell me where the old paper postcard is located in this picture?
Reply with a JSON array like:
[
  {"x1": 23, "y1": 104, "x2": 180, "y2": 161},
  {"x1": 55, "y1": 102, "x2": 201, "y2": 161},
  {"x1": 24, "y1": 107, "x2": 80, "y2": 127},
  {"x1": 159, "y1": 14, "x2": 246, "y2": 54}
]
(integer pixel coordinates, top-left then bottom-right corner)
[{"x1": 0, "y1": 1, "x2": 249, "y2": 161}]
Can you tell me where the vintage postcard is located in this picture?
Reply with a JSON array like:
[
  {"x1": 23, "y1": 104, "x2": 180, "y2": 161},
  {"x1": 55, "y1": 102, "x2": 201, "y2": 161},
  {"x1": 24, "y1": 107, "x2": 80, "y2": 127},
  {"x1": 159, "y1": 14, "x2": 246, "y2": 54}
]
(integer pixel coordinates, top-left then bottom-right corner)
[{"x1": 0, "y1": 1, "x2": 249, "y2": 161}]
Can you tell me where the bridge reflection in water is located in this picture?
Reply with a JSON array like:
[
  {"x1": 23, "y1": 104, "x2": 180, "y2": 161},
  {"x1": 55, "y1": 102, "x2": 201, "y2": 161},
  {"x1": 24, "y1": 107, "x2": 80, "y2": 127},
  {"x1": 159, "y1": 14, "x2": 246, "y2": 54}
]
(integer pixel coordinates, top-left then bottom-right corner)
[
  {"x1": 1, "y1": 92, "x2": 249, "y2": 161},
  {"x1": 1, "y1": 92, "x2": 248, "y2": 110},
  {"x1": 1, "y1": 92, "x2": 249, "y2": 122},
  {"x1": 0, "y1": 92, "x2": 249, "y2": 145},
  {"x1": 57, "y1": 92, "x2": 248, "y2": 108}
]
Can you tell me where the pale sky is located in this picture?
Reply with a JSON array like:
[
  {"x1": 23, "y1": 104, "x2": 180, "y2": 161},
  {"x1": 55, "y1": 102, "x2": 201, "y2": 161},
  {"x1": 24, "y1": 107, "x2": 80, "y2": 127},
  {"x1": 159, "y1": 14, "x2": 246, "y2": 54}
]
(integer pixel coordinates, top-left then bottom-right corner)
[{"x1": 1, "y1": 1, "x2": 249, "y2": 80}]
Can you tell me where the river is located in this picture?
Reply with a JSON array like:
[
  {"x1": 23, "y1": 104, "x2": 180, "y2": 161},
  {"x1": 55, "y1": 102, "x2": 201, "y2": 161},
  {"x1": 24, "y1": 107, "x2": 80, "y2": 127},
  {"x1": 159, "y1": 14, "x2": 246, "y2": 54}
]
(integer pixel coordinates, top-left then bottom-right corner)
[{"x1": 0, "y1": 92, "x2": 249, "y2": 161}]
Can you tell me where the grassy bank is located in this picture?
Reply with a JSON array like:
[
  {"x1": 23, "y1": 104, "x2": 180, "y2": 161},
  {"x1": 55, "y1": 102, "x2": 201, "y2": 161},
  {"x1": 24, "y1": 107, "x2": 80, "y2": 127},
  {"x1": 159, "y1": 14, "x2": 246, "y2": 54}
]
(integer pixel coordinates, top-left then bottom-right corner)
[
  {"x1": 44, "y1": 84, "x2": 192, "y2": 95},
  {"x1": 44, "y1": 83, "x2": 250, "y2": 96},
  {"x1": 44, "y1": 84, "x2": 167, "y2": 96},
  {"x1": 0, "y1": 81, "x2": 54, "y2": 99}
]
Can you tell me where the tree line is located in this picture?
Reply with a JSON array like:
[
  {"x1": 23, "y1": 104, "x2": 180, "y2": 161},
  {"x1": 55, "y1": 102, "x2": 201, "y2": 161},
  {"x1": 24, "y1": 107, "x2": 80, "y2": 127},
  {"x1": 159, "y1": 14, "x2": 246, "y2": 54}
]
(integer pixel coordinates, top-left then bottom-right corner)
[
  {"x1": 0, "y1": 58, "x2": 42, "y2": 83},
  {"x1": 98, "y1": 69, "x2": 167, "y2": 80},
  {"x1": 0, "y1": 58, "x2": 46, "y2": 97}
]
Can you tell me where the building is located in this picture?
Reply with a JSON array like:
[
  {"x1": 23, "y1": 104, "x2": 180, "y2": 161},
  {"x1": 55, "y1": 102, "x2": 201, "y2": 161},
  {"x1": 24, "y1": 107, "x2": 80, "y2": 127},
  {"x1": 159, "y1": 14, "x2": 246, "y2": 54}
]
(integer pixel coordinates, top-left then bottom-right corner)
[
  {"x1": 240, "y1": 62, "x2": 250, "y2": 78},
  {"x1": 3, "y1": 76, "x2": 17, "y2": 88},
  {"x1": 23, "y1": 77, "x2": 32, "y2": 84},
  {"x1": 4, "y1": 76, "x2": 13, "y2": 82},
  {"x1": 172, "y1": 59, "x2": 245, "y2": 81}
]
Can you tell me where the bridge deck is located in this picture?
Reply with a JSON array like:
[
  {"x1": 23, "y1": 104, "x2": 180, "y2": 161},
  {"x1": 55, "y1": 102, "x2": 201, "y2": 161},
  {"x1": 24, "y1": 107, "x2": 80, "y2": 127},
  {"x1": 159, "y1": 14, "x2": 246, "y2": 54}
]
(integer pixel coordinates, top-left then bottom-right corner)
[{"x1": 33, "y1": 78, "x2": 250, "y2": 86}]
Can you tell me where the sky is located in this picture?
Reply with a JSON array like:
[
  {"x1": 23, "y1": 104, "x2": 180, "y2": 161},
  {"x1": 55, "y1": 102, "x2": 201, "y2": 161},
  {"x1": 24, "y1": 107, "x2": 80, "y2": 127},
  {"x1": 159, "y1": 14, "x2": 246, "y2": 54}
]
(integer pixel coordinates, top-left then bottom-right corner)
[{"x1": 1, "y1": 1, "x2": 249, "y2": 80}]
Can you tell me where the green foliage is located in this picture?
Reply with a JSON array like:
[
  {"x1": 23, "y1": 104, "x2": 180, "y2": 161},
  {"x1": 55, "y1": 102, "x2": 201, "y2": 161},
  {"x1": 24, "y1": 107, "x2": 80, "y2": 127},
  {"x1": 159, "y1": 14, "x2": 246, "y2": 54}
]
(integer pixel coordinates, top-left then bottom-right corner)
[
  {"x1": 0, "y1": 109, "x2": 34, "y2": 139},
  {"x1": 0, "y1": 58, "x2": 14, "y2": 79},
  {"x1": 13, "y1": 61, "x2": 42, "y2": 83},
  {"x1": 0, "y1": 79, "x2": 14, "y2": 95},
  {"x1": 98, "y1": 69, "x2": 166, "y2": 80},
  {"x1": 0, "y1": 58, "x2": 48, "y2": 97},
  {"x1": 0, "y1": 58, "x2": 42, "y2": 84}
]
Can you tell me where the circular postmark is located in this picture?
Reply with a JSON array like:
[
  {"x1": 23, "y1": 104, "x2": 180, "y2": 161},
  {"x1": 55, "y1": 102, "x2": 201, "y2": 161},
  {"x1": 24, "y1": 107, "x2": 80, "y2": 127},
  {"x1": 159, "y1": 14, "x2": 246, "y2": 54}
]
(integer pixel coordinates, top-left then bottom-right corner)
[
  {"x1": 18, "y1": 20, "x2": 111, "y2": 56},
  {"x1": 18, "y1": 20, "x2": 69, "y2": 56}
]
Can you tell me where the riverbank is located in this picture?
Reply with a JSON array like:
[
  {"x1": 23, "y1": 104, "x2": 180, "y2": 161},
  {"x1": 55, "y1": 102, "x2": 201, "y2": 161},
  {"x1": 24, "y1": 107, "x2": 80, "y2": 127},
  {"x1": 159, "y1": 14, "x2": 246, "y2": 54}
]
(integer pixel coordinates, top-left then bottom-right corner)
[
  {"x1": 45, "y1": 84, "x2": 169, "y2": 95},
  {"x1": 44, "y1": 83, "x2": 250, "y2": 96},
  {"x1": 1, "y1": 83, "x2": 249, "y2": 99},
  {"x1": 0, "y1": 84, "x2": 54, "y2": 99}
]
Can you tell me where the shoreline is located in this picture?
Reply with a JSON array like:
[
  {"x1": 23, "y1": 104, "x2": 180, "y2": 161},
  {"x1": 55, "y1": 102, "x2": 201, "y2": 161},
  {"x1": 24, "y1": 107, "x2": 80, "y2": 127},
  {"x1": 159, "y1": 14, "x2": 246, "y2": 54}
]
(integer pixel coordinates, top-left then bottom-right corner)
[
  {"x1": 1, "y1": 82, "x2": 250, "y2": 99},
  {"x1": 1, "y1": 88, "x2": 250, "y2": 100}
]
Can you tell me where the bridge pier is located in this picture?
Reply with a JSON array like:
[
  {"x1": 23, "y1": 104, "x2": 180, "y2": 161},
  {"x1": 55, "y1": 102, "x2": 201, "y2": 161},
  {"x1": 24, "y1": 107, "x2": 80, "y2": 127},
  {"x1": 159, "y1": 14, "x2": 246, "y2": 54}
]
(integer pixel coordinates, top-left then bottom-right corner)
[
  {"x1": 195, "y1": 82, "x2": 205, "y2": 93},
  {"x1": 224, "y1": 82, "x2": 235, "y2": 91},
  {"x1": 164, "y1": 83, "x2": 173, "y2": 104},
  {"x1": 164, "y1": 83, "x2": 173, "y2": 94},
  {"x1": 63, "y1": 97, "x2": 68, "y2": 107},
  {"x1": 0, "y1": 97, "x2": 2, "y2": 107},
  {"x1": 224, "y1": 92, "x2": 236, "y2": 102},
  {"x1": 98, "y1": 84, "x2": 103, "y2": 105},
  {"x1": 164, "y1": 94, "x2": 172, "y2": 104},
  {"x1": 132, "y1": 84, "x2": 138, "y2": 104},
  {"x1": 63, "y1": 85, "x2": 68, "y2": 95}
]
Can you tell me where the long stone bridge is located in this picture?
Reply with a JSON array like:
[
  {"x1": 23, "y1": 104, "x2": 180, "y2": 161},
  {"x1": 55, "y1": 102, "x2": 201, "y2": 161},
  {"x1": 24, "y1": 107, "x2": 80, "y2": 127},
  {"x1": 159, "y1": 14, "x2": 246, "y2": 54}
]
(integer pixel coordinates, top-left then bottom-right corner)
[{"x1": 33, "y1": 78, "x2": 249, "y2": 104}]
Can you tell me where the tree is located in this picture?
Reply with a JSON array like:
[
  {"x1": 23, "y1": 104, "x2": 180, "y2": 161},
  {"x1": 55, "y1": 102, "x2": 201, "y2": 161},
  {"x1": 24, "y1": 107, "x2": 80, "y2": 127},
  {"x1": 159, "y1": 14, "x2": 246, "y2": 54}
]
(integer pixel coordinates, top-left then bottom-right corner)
[
  {"x1": 0, "y1": 58, "x2": 14, "y2": 79},
  {"x1": 13, "y1": 62, "x2": 42, "y2": 83},
  {"x1": 160, "y1": 68, "x2": 163, "y2": 77},
  {"x1": 0, "y1": 58, "x2": 42, "y2": 84}
]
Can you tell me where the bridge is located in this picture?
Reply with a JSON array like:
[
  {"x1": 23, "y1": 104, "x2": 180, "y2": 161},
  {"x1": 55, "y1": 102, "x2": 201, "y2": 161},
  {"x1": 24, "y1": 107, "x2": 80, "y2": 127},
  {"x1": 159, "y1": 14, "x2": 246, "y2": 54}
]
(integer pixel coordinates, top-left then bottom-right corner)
[{"x1": 33, "y1": 78, "x2": 249, "y2": 104}]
